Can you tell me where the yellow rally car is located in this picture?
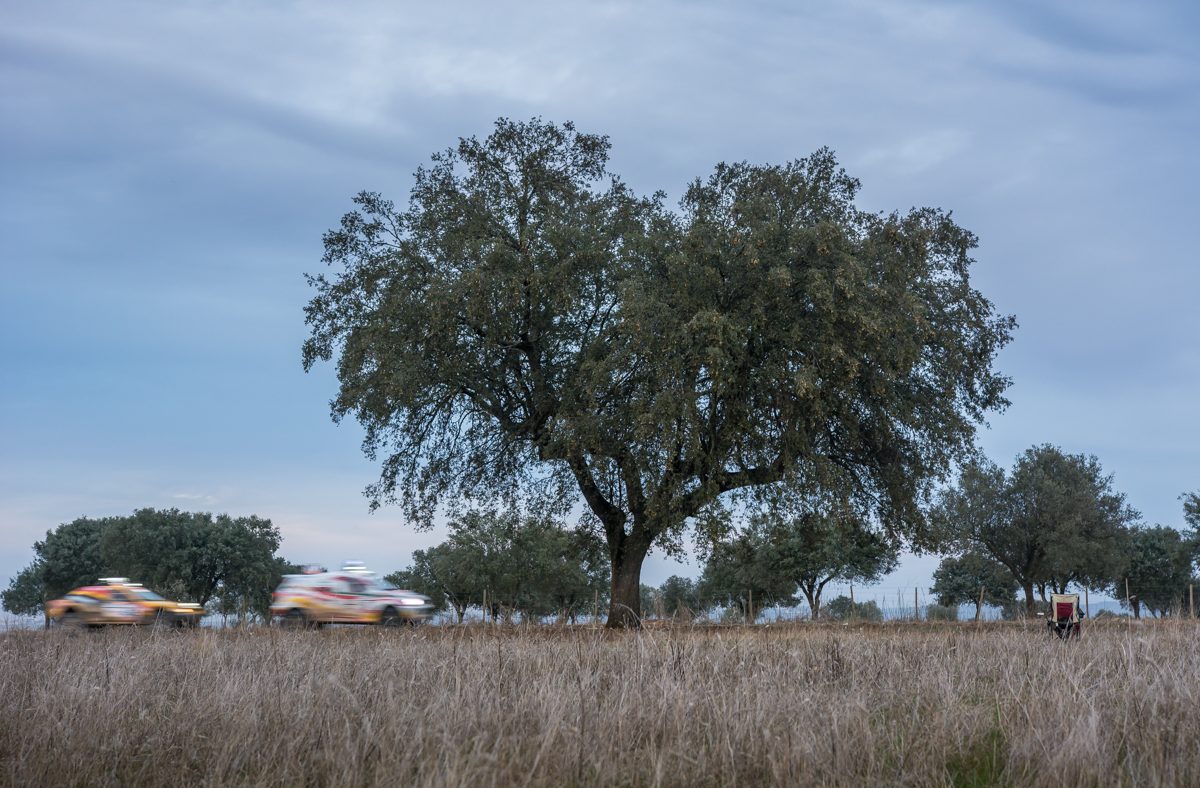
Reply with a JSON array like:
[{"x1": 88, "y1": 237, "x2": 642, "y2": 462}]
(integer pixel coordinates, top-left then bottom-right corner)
[
  {"x1": 270, "y1": 563, "x2": 433, "y2": 627},
  {"x1": 46, "y1": 578, "x2": 205, "y2": 628}
]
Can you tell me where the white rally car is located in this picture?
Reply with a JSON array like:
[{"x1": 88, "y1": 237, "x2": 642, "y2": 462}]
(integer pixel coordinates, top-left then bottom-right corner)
[{"x1": 270, "y1": 563, "x2": 433, "y2": 627}]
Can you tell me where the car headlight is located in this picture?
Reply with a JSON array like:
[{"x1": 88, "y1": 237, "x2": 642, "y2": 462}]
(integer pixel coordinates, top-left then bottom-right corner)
[{"x1": 399, "y1": 598, "x2": 425, "y2": 606}]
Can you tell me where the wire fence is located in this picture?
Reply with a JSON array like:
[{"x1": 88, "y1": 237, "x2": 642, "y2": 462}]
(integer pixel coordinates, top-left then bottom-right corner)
[
  {"x1": 4, "y1": 583, "x2": 1195, "y2": 630},
  {"x1": 433, "y1": 582, "x2": 1198, "y2": 627}
]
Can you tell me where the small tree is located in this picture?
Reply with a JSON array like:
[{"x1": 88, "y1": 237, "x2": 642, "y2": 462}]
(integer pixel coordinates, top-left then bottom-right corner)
[
  {"x1": 1184, "y1": 492, "x2": 1200, "y2": 572},
  {"x1": 657, "y1": 576, "x2": 703, "y2": 621},
  {"x1": 757, "y1": 498, "x2": 898, "y2": 620},
  {"x1": 638, "y1": 584, "x2": 658, "y2": 620},
  {"x1": 930, "y1": 552, "x2": 1017, "y2": 620},
  {"x1": 824, "y1": 596, "x2": 883, "y2": 622},
  {"x1": 1, "y1": 562, "x2": 47, "y2": 620},
  {"x1": 388, "y1": 509, "x2": 609, "y2": 623},
  {"x1": 698, "y1": 527, "x2": 796, "y2": 623},
  {"x1": 384, "y1": 564, "x2": 450, "y2": 617},
  {"x1": 1116, "y1": 526, "x2": 1194, "y2": 618}
]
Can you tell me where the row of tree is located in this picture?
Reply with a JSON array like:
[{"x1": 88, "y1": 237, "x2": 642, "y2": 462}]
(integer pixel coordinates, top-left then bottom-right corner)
[
  {"x1": 930, "y1": 447, "x2": 1200, "y2": 619},
  {"x1": 385, "y1": 510, "x2": 608, "y2": 623},
  {"x1": 641, "y1": 576, "x2": 886, "y2": 623},
  {"x1": 386, "y1": 502, "x2": 898, "y2": 624},
  {"x1": 1, "y1": 509, "x2": 296, "y2": 622},
  {"x1": 4, "y1": 468, "x2": 1194, "y2": 626}
]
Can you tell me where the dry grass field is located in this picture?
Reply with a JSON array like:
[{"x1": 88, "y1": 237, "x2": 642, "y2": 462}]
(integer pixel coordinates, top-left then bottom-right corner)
[{"x1": 1, "y1": 621, "x2": 1197, "y2": 787}]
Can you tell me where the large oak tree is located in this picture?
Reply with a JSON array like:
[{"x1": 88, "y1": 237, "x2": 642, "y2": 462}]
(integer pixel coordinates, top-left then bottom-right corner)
[{"x1": 303, "y1": 118, "x2": 1014, "y2": 627}]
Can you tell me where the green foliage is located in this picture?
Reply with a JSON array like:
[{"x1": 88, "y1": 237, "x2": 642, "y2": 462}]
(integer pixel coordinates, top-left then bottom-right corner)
[
  {"x1": 656, "y1": 576, "x2": 703, "y2": 620},
  {"x1": 639, "y1": 584, "x2": 657, "y2": 620},
  {"x1": 1119, "y1": 526, "x2": 1194, "y2": 617},
  {"x1": 1092, "y1": 609, "x2": 1130, "y2": 619},
  {"x1": 824, "y1": 595, "x2": 883, "y2": 622},
  {"x1": 931, "y1": 552, "x2": 1017, "y2": 618},
  {"x1": 304, "y1": 117, "x2": 1015, "y2": 625},
  {"x1": 2, "y1": 509, "x2": 288, "y2": 616},
  {"x1": 1183, "y1": 492, "x2": 1199, "y2": 531},
  {"x1": 754, "y1": 497, "x2": 898, "y2": 620},
  {"x1": 944, "y1": 727, "x2": 1009, "y2": 788},
  {"x1": 1183, "y1": 492, "x2": 1200, "y2": 571},
  {"x1": 34, "y1": 517, "x2": 108, "y2": 601},
  {"x1": 218, "y1": 556, "x2": 302, "y2": 622},
  {"x1": 383, "y1": 567, "x2": 448, "y2": 615},
  {"x1": 99, "y1": 509, "x2": 283, "y2": 607},
  {"x1": 1, "y1": 561, "x2": 46, "y2": 617},
  {"x1": 933, "y1": 446, "x2": 1137, "y2": 614},
  {"x1": 698, "y1": 526, "x2": 797, "y2": 622},
  {"x1": 387, "y1": 509, "x2": 609, "y2": 623}
]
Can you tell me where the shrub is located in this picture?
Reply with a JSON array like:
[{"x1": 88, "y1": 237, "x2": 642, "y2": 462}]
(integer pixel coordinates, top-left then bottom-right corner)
[
  {"x1": 925, "y1": 604, "x2": 959, "y2": 622},
  {"x1": 825, "y1": 595, "x2": 884, "y2": 622}
]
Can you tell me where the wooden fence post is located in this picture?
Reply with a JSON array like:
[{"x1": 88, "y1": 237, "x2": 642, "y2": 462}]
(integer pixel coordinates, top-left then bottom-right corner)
[
  {"x1": 914, "y1": 587, "x2": 920, "y2": 622},
  {"x1": 1084, "y1": 588, "x2": 1090, "y2": 619}
]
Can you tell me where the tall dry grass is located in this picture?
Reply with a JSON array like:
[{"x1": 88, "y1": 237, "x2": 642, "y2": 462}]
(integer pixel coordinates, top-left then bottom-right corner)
[{"x1": 1, "y1": 621, "x2": 1197, "y2": 786}]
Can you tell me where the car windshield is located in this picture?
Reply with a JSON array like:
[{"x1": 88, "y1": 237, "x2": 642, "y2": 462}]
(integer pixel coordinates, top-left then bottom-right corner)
[
  {"x1": 130, "y1": 588, "x2": 166, "y2": 601},
  {"x1": 365, "y1": 577, "x2": 395, "y2": 591}
]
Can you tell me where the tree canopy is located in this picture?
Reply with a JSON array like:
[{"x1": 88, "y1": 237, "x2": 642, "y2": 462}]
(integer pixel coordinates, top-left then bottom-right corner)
[
  {"x1": 758, "y1": 499, "x2": 898, "y2": 620},
  {"x1": 386, "y1": 509, "x2": 608, "y2": 623},
  {"x1": 823, "y1": 595, "x2": 883, "y2": 622},
  {"x1": 699, "y1": 494, "x2": 897, "y2": 621},
  {"x1": 930, "y1": 551, "x2": 1017, "y2": 620},
  {"x1": 2, "y1": 509, "x2": 290, "y2": 619},
  {"x1": 1183, "y1": 491, "x2": 1200, "y2": 569},
  {"x1": 933, "y1": 445, "x2": 1138, "y2": 614},
  {"x1": 1118, "y1": 525, "x2": 1193, "y2": 618},
  {"x1": 304, "y1": 117, "x2": 1015, "y2": 626},
  {"x1": 697, "y1": 528, "x2": 796, "y2": 623}
]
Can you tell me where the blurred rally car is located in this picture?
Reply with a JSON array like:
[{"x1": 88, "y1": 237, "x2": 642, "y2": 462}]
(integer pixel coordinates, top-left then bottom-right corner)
[
  {"x1": 47, "y1": 578, "x2": 205, "y2": 628},
  {"x1": 271, "y1": 563, "x2": 433, "y2": 627}
]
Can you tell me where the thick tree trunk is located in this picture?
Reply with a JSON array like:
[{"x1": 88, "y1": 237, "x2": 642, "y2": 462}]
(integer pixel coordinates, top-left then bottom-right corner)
[
  {"x1": 1022, "y1": 581, "x2": 1037, "y2": 616},
  {"x1": 607, "y1": 542, "x2": 647, "y2": 628},
  {"x1": 802, "y1": 587, "x2": 820, "y2": 620}
]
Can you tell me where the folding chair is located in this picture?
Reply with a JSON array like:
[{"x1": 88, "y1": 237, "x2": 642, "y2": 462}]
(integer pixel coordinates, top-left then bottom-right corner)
[{"x1": 1047, "y1": 593, "x2": 1082, "y2": 640}]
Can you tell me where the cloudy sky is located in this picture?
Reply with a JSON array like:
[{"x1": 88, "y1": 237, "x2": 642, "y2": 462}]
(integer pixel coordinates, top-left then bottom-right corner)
[{"x1": 2, "y1": 0, "x2": 1197, "y2": 601}]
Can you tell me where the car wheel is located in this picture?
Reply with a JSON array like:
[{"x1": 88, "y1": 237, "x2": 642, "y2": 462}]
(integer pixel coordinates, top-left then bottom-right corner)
[
  {"x1": 58, "y1": 609, "x2": 85, "y2": 629},
  {"x1": 380, "y1": 607, "x2": 403, "y2": 627},
  {"x1": 153, "y1": 610, "x2": 180, "y2": 629},
  {"x1": 282, "y1": 608, "x2": 309, "y2": 629}
]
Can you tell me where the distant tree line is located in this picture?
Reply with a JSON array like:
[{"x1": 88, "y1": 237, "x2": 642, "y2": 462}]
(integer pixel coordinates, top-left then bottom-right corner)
[
  {"x1": 2, "y1": 509, "x2": 296, "y2": 623},
  {"x1": 382, "y1": 490, "x2": 902, "y2": 625},
  {"x1": 5, "y1": 453, "x2": 1195, "y2": 628},
  {"x1": 931, "y1": 446, "x2": 1200, "y2": 619},
  {"x1": 385, "y1": 510, "x2": 608, "y2": 624}
]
